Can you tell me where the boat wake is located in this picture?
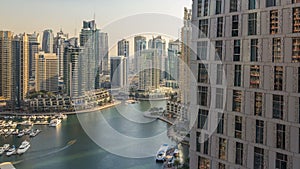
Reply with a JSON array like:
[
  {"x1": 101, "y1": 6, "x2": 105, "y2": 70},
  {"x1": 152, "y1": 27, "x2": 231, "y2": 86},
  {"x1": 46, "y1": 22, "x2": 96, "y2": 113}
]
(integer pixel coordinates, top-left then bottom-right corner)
[{"x1": 12, "y1": 139, "x2": 77, "y2": 165}]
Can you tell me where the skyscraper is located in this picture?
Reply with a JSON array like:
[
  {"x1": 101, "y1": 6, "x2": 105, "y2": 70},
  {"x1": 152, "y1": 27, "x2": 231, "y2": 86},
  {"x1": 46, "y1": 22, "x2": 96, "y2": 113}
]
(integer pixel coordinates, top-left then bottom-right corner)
[
  {"x1": 35, "y1": 52, "x2": 58, "y2": 92},
  {"x1": 189, "y1": 1, "x2": 300, "y2": 169},
  {"x1": 148, "y1": 36, "x2": 166, "y2": 79},
  {"x1": 54, "y1": 29, "x2": 68, "y2": 78},
  {"x1": 110, "y1": 56, "x2": 127, "y2": 88},
  {"x1": 42, "y1": 29, "x2": 54, "y2": 53},
  {"x1": 27, "y1": 32, "x2": 40, "y2": 79},
  {"x1": 80, "y1": 20, "x2": 109, "y2": 91},
  {"x1": 63, "y1": 39, "x2": 82, "y2": 97},
  {"x1": 138, "y1": 49, "x2": 160, "y2": 91},
  {"x1": 0, "y1": 31, "x2": 13, "y2": 100},
  {"x1": 134, "y1": 36, "x2": 147, "y2": 74},
  {"x1": 180, "y1": 7, "x2": 192, "y2": 105},
  {"x1": 12, "y1": 33, "x2": 29, "y2": 107},
  {"x1": 166, "y1": 39, "x2": 180, "y2": 81},
  {"x1": 117, "y1": 39, "x2": 129, "y2": 57}
]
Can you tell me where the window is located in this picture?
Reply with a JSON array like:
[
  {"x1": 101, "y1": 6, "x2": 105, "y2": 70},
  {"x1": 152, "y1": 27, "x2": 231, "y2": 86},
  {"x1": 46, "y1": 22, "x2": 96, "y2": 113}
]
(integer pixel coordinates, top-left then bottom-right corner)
[
  {"x1": 199, "y1": 157, "x2": 210, "y2": 169},
  {"x1": 266, "y1": 0, "x2": 277, "y2": 7},
  {"x1": 236, "y1": 142, "x2": 243, "y2": 165},
  {"x1": 233, "y1": 40, "x2": 241, "y2": 61},
  {"x1": 203, "y1": 136, "x2": 209, "y2": 154},
  {"x1": 215, "y1": 41, "x2": 223, "y2": 60},
  {"x1": 272, "y1": 38, "x2": 282, "y2": 62},
  {"x1": 276, "y1": 153, "x2": 287, "y2": 169},
  {"x1": 230, "y1": 0, "x2": 238, "y2": 12},
  {"x1": 273, "y1": 95, "x2": 283, "y2": 120},
  {"x1": 199, "y1": 19, "x2": 209, "y2": 38},
  {"x1": 219, "y1": 138, "x2": 226, "y2": 160},
  {"x1": 293, "y1": 0, "x2": 300, "y2": 3},
  {"x1": 248, "y1": 13, "x2": 257, "y2": 35},
  {"x1": 235, "y1": 116, "x2": 242, "y2": 139},
  {"x1": 216, "y1": 0, "x2": 222, "y2": 14},
  {"x1": 198, "y1": 0, "x2": 209, "y2": 17},
  {"x1": 249, "y1": 0, "x2": 256, "y2": 10},
  {"x1": 197, "y1": 41, "x2": 208, "y2": 60},
  {"x1": 250, "y1": 39, "x2": 259, "y2": 61},
  {"x1": 198, "y1": 63, "x2": 208, "y2": 83},
  {"x1": 233, "y1": 90, "x2": 242, "y2": 112},
  {"x1": 198, "y1": 109, "x2": 208, "y2": 129},
  {"x1": 256, "y1": 120, "x2": 264, "y2": 144},
  {"x1": 198, "y1": 86, "x2": 208, "y2": 106},
  {"x1": 232, "y1": 15, "x2": 239, "y2": 37},
  {"x1": 216, "y1": 88, "x2": 224, "y2": 109},
  {"x1": 217, "y1": 112, "x2": 224, "y2": 134},
  {"x1": 234, "y1": 65, "x2": 242, "y2": 87},
  {"x1": 217, "y1": 17, "x2": 224, "y2": 37},
  {"x1": 298, "y1": 68, "x2": 300, "y2": 93},
  {"x1": 254, "y1": 147, "x2": 264, "y2": 169},
  {"x1": 292, "y1": 38, "x2": 300, "y2": 62},
  {"x1": 270, "y1": 10, "x2": 279, "y2": 34},
  {"x1": 293, "y1": 8, "x2": 300, "y2": 33},
  {"x1": 254, "y1": 92, "x2": 262, "y2": 116},
  {"x1": 197, "y1": 0, "x2": 202, "y2": 17},
  {"x1": 217, "y1": 64, "x2": 223, "y2": 85},
  {"x1": 219, "y1": 163, "x2": 226, "y2": 169},
  {"x1": 274, "y1": 66, "x2": 283, "y2": 91},
  {"x1": 250, "y1": 65, "x2": 260, "y2": 88},
  {"x1": 277, "y1": 124, "x2": 286, "y2": 150},
  {"x1": 196, "y1": 132, "x2": 201, "y2": 152}
]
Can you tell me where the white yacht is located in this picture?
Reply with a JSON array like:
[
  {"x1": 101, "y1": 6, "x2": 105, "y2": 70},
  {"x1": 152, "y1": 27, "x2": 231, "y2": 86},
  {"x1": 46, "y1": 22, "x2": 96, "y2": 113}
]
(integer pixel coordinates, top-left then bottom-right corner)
[
  {"x1": 156, "y1": 144, "x2": 169, "y2": 162},
  {"x1": 49, "y1": 119, "x2": 61, "y2": 127},
  {"x1": 17, "y1": 140, "x2": 30, "y2": 154},
  {"x1": 3, "y1": 144, "x2": 10, "y2": 151},
  {"x1": 6, "y1": 146, "x2": 16, "y2": 156}
]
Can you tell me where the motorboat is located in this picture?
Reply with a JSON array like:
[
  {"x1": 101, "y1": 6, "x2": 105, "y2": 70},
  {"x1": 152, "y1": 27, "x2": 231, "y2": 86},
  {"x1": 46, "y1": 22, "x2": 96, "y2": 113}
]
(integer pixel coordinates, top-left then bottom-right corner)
[
  {"x1": 49, "y1": 119, "x2": 61, "y2": 127},
  {"x1": 6, "y1": 145, "x2": 16, "y2": 156},
  {"x1": 29, "y1": 129, "x2": 41, "y2": 137},
  {"x1": 17, "y1": 140, "x2": 30, "y2": 154},
  {"x1": 17, "y1": 131, "x2": 25, "y2": 137},
  {"x1": 3, "y1": 144, "x2": 10, "y2": 151},
  {"x1": 156, "y1": 144, "x2": 169, "y2": 162}
]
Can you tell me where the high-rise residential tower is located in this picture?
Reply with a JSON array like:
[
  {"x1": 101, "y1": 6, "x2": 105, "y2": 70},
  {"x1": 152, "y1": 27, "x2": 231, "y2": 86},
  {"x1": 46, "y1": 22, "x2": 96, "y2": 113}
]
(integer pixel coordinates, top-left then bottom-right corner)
[
  {"x1": 27, "y1": 32, "x2": 40, "y2": 79},
  {"x1": 166, "y1": 39, "x2": 180, "y2": 81},
  {"x1": 118, "y1": 39, "x2": 129, "y2": 58},
  {"x1": 42, "y1": 29, "x2": 54, "y2": 53},
  {"x1": 138, "y1": 49, "x2": 160, "y2": 91},
  {"x1": 110, "y1": 56, "x2": 127, "y2": 88},
  {"x1": 35, "y1": 52, "x2": 58, "y2": 92},
  {"x1": 148, "y1": 36, "x2": 166, "y2": 79},
  {"x1": 54, "y1": 29, "x2": 68, "y2": 78},
  {"x1": 12, "y1": 34, "x2": 29, "y2": 107},
  {"x1": 189, "y1": 1, "x2": 300, "y2": 169},
  {"x1": 0, "y1": 31, "x2": 13, "y2": 100},
  {"x1": 134, "y1": 36, "x2": 147, "y2": 73}
]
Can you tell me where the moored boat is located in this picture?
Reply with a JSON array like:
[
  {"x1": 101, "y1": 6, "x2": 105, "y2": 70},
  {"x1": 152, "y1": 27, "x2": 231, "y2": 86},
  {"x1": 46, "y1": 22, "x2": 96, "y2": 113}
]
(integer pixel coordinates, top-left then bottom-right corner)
[
  {"x1": 49, "y1": 119, "x2": 61, "y2": 127},
  {"x1": 17, "y1": 140, "x2": 30, "y2": 154}
]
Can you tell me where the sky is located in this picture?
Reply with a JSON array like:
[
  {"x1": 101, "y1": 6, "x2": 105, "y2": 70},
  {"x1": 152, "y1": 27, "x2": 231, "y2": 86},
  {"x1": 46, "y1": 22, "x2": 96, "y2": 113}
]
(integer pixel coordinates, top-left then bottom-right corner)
[{"x1": 0, "y1": 0, "x2": 192, "y2": 55}]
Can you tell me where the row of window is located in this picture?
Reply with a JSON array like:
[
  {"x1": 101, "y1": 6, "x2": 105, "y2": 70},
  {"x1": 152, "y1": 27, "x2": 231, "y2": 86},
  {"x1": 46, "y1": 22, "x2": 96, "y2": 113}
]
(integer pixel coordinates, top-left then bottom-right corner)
[
  {"x1": 198, "y1": 64, "x2": 297, "y2": 93},
  {"x1": 198, "y1": 87, "x2": 298, "y2": 121},
  {"x1": 197, "y1": 139, "x2": 289, "y2": 169},
  {"x1": 197, "y1": 0, "x2": 300, "y2": 17},
  {"x1": 197, "y1": 37, "x2": 300, "y2": 63},
  {"x1": 198, "y1": 7, "x2": 300, "y2": 39}
]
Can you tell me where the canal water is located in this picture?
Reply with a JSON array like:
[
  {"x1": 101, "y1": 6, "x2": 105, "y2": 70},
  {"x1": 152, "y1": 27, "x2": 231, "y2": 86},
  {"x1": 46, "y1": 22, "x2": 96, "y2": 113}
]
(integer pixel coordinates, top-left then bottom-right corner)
[{"x1": 0, "y1": 101, "x2": 188, "y2": 169}]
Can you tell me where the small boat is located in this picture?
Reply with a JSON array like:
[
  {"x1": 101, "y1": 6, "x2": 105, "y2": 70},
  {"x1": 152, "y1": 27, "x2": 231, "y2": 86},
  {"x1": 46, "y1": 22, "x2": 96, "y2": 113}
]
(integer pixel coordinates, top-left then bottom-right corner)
[
  {"x1": 49, "y1": 119, "x2": 61, "y2": 127},
  {"x1": 58, "y1": 114, "x2": 67, "y2": 120},
  {"x1": 156, "y1": 144, "x2": 169, "y2": 162},
  {"x1": 17, "y1": 140, "x2": 30, "y2": 154},
  {"x1": 3, "y1": 144, "x2": 10, "y2": 151},
  {"x1": 29, "y1": 129, "x2": 41, "y2": 137},
  {"x1": 0, "y1": 147, "x2": 5, "y2": 155},
  {"x1": 17, "y1": 131, "x2": 25, "y2": 137},
  {"x1": 6, "y1": 146, "x2": 16, "y2": 156}
]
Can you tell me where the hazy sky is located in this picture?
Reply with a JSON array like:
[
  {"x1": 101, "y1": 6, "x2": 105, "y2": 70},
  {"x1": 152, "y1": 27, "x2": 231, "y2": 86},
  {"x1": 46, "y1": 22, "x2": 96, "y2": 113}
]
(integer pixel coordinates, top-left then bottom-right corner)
[{"x1": 0, "y1": 0, "x2": 192, "y2": 35}]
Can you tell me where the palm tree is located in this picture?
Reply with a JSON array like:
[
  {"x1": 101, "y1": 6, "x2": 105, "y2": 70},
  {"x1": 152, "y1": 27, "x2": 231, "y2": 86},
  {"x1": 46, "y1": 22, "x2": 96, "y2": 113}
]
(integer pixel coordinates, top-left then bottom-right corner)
[{"x1": 174, "y1": 159, "x2": 180, "y2": 169}]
